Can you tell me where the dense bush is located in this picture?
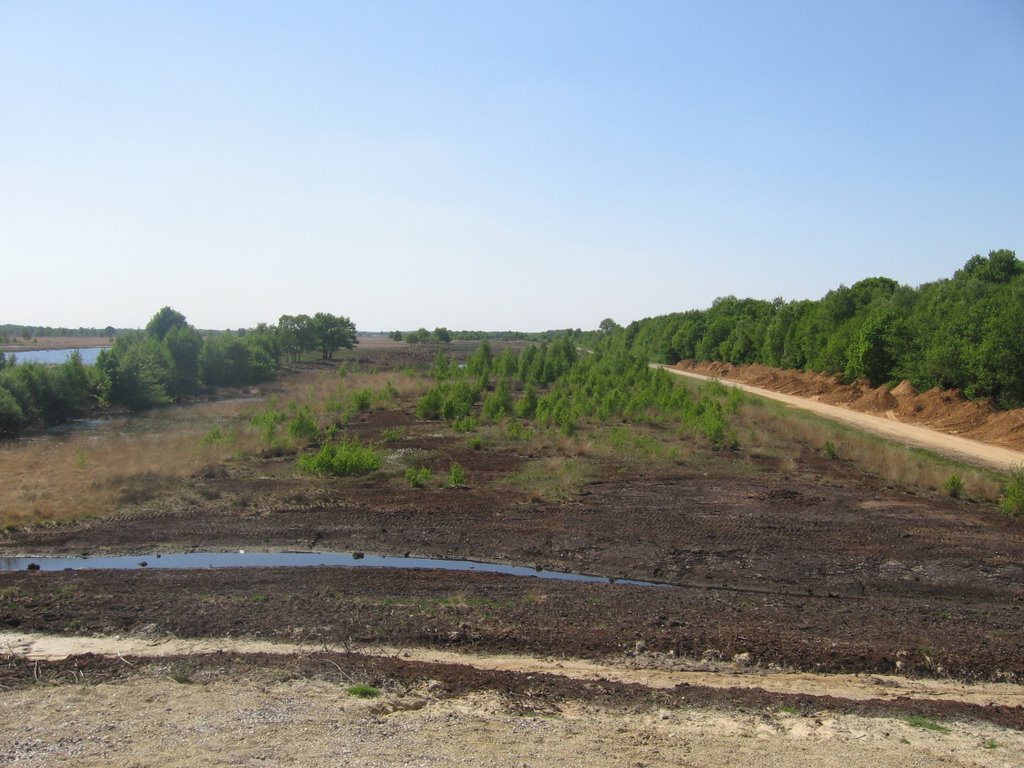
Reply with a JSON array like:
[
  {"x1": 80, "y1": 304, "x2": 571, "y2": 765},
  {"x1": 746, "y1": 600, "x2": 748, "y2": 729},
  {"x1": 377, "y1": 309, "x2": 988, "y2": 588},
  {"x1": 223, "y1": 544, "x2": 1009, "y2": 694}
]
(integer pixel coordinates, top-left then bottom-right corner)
[{"x1": 0, "y1": 352, "x2": 105, "y2": 433}]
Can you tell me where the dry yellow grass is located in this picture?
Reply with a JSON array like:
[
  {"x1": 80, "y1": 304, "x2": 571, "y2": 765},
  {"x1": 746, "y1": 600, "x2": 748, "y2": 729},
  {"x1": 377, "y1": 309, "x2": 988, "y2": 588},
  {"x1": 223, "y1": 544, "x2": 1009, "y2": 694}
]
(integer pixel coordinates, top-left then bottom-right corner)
[
  {"x1": 0, "y1": 419, "x2": 265, "y2": 529},
  {"x1": 0, "y1": 369, "x2": 431, "y2": 529},
  {"x1": 737, "y1": 399, "x2": 1005, "y2": 501}
]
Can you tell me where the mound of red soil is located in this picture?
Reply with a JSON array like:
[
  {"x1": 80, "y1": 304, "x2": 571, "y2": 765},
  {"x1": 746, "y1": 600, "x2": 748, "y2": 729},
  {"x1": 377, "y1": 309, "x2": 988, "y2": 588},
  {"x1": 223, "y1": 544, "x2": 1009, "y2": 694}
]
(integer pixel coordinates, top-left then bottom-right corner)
[{"x1": 673, "y1": 361, "x2": 1024, "y2": 451}]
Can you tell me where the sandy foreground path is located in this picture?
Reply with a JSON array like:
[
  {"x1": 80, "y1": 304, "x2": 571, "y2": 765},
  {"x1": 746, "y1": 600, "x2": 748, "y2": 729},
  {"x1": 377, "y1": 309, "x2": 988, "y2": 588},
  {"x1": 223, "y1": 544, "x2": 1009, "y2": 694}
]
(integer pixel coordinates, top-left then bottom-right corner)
[
  {"x1": 659, "y1": 366, "x2": 1024, "y2": 471},
  {"x1": 3, "y1": 632, "x2": 1023, "y2": 767}
]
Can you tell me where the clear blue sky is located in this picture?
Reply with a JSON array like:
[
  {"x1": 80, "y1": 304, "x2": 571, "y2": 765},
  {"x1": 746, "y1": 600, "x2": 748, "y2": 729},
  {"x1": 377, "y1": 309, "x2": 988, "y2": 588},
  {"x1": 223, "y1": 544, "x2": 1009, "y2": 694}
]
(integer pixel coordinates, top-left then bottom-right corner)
[{"x1": 2, "y1": 1, "x2": 1021, "y2": 332}]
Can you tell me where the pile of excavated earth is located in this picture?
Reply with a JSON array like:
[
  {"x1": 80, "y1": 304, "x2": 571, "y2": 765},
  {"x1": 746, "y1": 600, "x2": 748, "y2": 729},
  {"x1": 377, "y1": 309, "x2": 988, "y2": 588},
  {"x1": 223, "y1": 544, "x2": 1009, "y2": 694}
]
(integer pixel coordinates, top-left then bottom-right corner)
[{"x1": 673, "y1": 360, "x2": 1024, "y2": 451}]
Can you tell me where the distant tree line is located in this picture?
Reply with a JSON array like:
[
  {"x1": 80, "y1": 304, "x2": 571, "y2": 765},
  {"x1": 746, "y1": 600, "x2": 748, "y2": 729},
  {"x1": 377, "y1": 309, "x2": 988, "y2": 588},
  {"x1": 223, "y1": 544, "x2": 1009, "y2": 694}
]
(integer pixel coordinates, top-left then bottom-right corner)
[
  {"x1": 0, "y1": 324, "x2": 129, "y2": 342},
  {"x1": 0, "y1": 307, "x2": 357, "y2": 436},
  {"x1": 390, "y1": 328, "x2": 577, "y2": 344},
  {"x1": 591, "y1": 249, "x2": 1024, "y2": 408}
]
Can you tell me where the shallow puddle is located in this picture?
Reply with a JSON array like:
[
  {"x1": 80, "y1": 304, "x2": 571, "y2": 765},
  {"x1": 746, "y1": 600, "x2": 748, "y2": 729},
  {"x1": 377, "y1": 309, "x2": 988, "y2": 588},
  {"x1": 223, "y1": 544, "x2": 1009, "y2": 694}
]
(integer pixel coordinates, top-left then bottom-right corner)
[{"x1": 0, "y1": 551, "x2": 671, "y2": 587}]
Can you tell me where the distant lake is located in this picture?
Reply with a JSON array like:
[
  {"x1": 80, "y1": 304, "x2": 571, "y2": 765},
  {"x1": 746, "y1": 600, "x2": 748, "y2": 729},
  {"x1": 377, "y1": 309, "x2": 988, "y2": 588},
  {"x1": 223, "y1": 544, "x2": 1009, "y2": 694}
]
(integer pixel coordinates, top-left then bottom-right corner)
[{"x1": 7, "y1": 347, "x2": 107, "y2": 366}]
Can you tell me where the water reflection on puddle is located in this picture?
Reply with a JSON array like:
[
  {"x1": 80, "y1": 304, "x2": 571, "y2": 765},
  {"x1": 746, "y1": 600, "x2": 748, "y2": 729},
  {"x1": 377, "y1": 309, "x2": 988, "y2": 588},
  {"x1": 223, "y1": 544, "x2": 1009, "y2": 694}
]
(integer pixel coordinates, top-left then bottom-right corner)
[{"x1": 0, "y1": 551, "x2": 671, "y2": 587}]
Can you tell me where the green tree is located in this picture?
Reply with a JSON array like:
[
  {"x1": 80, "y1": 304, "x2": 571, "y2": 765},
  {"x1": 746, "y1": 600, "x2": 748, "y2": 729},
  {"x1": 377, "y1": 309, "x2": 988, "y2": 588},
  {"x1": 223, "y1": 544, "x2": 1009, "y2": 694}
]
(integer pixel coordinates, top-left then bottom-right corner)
[
  {"x1": 312, "y1": 312, "x2": 357, "y2": 360},
  {"x1": 845, "y1": 311, "x2": 897, "y2": 385},
  {"x1": 278, "y1": 314, "x2": 316, "y2": 362},
  {"x1": 97, "y1": 334, "x2": 173, "y2": 410},
  {"x1": 145, "y1": 306, "x2": 190, "y2": 341},
  {"x1": 200, "y1": 334, "x2": 251, "y2": 386},
  {"x1": 163, "y1": 325, "x2": 203, "y2": 397},
  {"x1": 0, "y1": 385, "x2": 26, "y2": 435}
]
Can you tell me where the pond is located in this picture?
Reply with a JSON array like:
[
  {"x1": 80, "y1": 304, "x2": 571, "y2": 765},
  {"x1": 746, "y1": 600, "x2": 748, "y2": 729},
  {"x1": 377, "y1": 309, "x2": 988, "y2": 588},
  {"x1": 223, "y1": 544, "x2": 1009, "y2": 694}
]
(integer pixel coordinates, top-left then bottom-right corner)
[
  {"x1": 0, "y1": 550, "x2": 672, "y2": 587},
  {"x1": 7, "y1": 347, "x2": 108, "y2": 366}
]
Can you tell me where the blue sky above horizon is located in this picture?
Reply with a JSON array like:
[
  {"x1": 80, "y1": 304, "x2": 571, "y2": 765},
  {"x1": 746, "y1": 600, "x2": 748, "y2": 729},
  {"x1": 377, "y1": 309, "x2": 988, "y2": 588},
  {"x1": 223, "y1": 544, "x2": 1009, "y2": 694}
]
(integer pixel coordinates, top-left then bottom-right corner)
[{"x1": 2, "y1": 1, "x2": 1021, "y2": 331}]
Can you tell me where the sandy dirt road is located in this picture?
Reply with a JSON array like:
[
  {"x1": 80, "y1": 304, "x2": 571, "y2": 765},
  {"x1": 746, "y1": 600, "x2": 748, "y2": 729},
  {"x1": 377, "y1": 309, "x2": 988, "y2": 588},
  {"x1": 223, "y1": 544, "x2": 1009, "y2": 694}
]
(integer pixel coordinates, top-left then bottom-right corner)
[
  {"x1": 3, "y1": 632, "x2": 1024, "y2": 768},
  {"x1": 660, "y1": 365, "x2": 1024, "y2": 471}
]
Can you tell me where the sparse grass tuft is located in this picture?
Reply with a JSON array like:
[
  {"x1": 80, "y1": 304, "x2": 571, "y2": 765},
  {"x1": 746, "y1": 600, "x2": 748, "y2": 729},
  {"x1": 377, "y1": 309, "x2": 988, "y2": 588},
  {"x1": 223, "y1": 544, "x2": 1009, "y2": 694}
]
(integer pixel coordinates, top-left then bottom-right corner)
[
  {"x1": 999, "y1": 463, "x2": 1024, "y2": 515},
  {"x1": 943, "y1": 473, "x2": 963, "y2": 498},
  {"x1": 903, "y1": 715, "x2": 950, "y2": 734},
  {"x1": 498, "y1": 457, "x2": 589, "y2": 502},
  {"x1": 347, "y1": 683, "x2": 380, "y2": 698}
]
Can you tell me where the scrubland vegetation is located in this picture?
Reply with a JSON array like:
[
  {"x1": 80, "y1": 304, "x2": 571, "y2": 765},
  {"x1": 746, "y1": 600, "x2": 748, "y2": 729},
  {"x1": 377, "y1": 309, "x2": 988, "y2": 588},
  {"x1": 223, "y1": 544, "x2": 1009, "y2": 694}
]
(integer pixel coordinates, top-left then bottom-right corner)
[
  {"x1": 5, "y1": 329, "x2": 1018, "y2": 531},
  {"x1": 3, "y1": 250, "x2": 1024, "y2": 527}
]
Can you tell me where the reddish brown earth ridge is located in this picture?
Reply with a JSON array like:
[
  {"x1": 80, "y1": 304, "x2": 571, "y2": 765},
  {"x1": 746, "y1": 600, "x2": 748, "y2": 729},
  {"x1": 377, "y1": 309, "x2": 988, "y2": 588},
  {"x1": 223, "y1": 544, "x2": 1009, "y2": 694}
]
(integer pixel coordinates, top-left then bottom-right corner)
[{"x1": 673, "y1": 360, "x2": 1024, "y2": 451}]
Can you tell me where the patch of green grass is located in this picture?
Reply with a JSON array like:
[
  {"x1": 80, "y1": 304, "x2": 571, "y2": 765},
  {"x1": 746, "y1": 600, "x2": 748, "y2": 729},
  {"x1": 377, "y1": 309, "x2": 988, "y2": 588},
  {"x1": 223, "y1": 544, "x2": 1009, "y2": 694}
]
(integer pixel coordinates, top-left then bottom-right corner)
[
  {"x1": 380, "y1": 427, "x2": 405, "y2": 442},
  {"x1": 347, "y1": 683, "x2": 380, "y2": 698},
  {"x1": 904, "y1": 715, "x2": 950, "y2": 734},
  {"x1": 982, "y1": 739, "x2": 1000, "y2": 749}
]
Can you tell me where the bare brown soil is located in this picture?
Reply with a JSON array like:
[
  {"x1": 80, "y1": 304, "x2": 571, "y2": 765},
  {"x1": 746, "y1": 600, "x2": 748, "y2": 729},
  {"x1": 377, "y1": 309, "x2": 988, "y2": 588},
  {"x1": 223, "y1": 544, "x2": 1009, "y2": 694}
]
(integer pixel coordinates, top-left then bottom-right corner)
[
  {"x1": 673, "y1": 360, "x2": 1024, "y2": 451},
  {"x1": 1, "y1": 342, "x2": 1023, "y2": 764}
]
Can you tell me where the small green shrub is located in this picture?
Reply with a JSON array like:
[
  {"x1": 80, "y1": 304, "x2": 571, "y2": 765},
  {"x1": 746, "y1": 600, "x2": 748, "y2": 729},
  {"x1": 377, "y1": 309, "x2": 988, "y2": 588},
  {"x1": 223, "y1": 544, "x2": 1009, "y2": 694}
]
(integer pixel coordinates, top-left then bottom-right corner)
[
  {"x1": 347, "y1": 683, "x2": 380, "y2": 698},
  {"x1": 999, "y1": 464, "x2": 1024, "y2": 515},
  {"x1": 298, "y1": 438, "x2": 382, "y2": 477},
  {"x1": 405, "y1": 466, "x2": 432, "y2": 488},
  {"x1": 287, "y1": 404, "x2": 319, "y2": 443},
  {"x1": 726, "y1": 386, "x2": 746, "y2": 413},
  {"x1": 516, "y1": 384, "x2": 538, "y2": 419},
  {"x1": 202, "y1": 427, "x2": 232, "y2": 446},
  {"x1": 506, "y1": 420, "x2": 533, "y2": 441},
  {"x1": 482, "y1": 380, "x2": 514, "y2": 421},
  {"x1": 824, "y1": 440, "x2": 837, "y2": 459},
  {"x1": 451, "y1": 416, "x2": 478, "y2": 433},
  {"x1": 352, "y1": 389, "x2": 373, "y2": 412},
  {"x1": 447, "y1": 462, "x2": 466, "y2": 488},
  {"x1": 381, "y1": 427, "x2": 404, "y2": 442},
  {"x1": 467, "y1": 435, "x2": 486, "y2": 450},
  {"x1": 943, "y1": 473, "x2": 963, "y2": 498},
  {"x1": 250, "y1": 408, "x2": 286, "y2": 444}
]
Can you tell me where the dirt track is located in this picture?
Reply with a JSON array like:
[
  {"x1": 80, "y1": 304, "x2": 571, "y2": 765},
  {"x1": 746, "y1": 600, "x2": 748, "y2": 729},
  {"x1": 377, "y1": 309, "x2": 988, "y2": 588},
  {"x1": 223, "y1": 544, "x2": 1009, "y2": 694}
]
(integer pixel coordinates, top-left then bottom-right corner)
[
  {"x1": 3, "y1": 632, "x2": 1023, "y2": 768},
  {"x1": 661, "y1": 365, "x2": 1024, "y2": 471}
]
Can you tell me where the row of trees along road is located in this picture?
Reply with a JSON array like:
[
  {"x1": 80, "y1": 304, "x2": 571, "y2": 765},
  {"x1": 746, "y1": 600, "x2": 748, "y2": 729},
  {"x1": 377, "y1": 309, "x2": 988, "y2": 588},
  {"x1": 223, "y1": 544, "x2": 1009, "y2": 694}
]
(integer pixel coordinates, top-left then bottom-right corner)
[
  {"x1": 592, "y1": 249, "x2": 1024, "y2": 409},
  {"x1": 0, "y1": 307, "x2": 357, "y2": 436}
]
